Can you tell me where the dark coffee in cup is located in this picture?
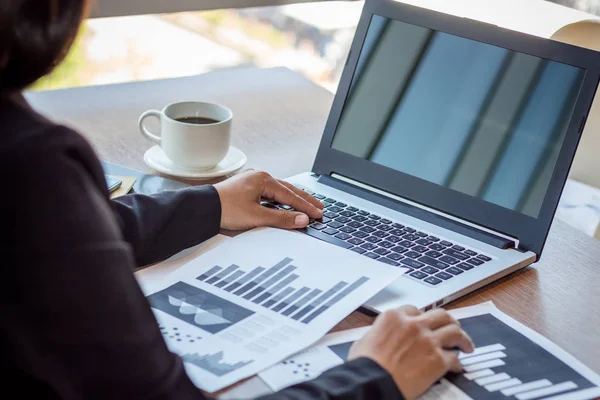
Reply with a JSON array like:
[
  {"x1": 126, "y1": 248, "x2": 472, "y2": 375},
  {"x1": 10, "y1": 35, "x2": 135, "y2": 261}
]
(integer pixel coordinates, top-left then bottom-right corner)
[{"x1": 175, "y1": 116, "x2": 220, "y2": 125}]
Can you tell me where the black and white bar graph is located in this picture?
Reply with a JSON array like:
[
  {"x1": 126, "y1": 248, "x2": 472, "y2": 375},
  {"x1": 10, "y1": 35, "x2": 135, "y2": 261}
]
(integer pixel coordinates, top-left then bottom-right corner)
[
  {"x1": 447, "y1": 313, "x2": 598, "y2": 400},
  {"x1": 196, "y1": 257, "x2": 371, "y2": 324}
]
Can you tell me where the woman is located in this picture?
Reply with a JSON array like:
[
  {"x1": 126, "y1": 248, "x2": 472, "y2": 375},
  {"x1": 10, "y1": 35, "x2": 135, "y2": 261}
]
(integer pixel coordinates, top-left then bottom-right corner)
[{"x1": 0, "y1": 1, "x2": 474, "y2": 399}]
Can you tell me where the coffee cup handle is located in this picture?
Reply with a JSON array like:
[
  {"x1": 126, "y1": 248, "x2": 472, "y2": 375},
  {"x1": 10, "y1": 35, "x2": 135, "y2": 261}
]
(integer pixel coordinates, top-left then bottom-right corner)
[{"x1": 138, "y1": 110, "x2": 162, "y2": 144}]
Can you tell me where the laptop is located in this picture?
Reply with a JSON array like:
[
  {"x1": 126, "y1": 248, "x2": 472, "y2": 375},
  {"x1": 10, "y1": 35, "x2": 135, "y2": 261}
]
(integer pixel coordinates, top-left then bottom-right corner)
[{"x1": 276, "y1": 0, "x2": 600, "y2": 313}]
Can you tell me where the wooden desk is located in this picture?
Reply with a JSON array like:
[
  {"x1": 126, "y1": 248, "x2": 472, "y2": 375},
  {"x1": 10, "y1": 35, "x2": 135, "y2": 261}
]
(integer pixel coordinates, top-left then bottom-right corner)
[{"x1": 26, "y1": 67, "x2": 600, "y2": 385}]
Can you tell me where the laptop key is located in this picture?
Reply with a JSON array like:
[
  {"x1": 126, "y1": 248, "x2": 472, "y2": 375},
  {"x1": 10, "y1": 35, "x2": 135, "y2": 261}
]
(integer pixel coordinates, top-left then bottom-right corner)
[
  {"x1": 440, "y1": 240, "x2": 453, "y2": 247},
  {"x1": 361, "y1": 243, "x2": 377, "y2": 251},
  {"x1": 391, "y1": 246, "x2": 408, "y2": 253},
  {"x1": 421, "y1": 266, "x2": 439, "y2": 274},
  {"x1": 452, "y1": 245, "x2": 465, "y2": 251},
  {"x1": 339, "y1": 210, "x2": 355, "y2": 217},
  {"x1": 392, "y1": 223, "x2": 405, "y2": 229},
  {"x1": 404, "y1": 227, "x2": 416, "y2": 233},
  {"x1": 360, "y1": 226, "x2": 377, "y2": 233},
  {"x1": 390, "y1": 229, "x2": 405, "y2": 236},
  {"x1": 353, "y1": 231, "x2": 369, "y2": 238},
  {"x1": 378, "y1": 258, "x2": 399, "y2": 266},
  {"x1": 435, "y1": 271, "x2": 453, "y2": 280},
  {"x1": 374, "y1": 248, "x2": 390, "y2": 255},
  {"x1": 348, "y1": 221, "x2": 363, "y2": 229},
  {"x1": 313, "y1": 194, "x2": 326, "y2": 200},
  {"x1": 350, "y1": 246, "x2": 366, "y2": 254},
  {"x1": 403, "y1": 234, "x2": 419, "y2": 241},
  {"x1": 387, "y1": 235, "x2": 402, "y2": 243},
  {"x1": 416, "y1": 239, "x2": 433, "y2": 246},
  {"x1": 369, "y1": 215, "x2": 381, "y2": 220},
  {"x1": 340, "y1": 226, "x2": 356, "y2": 233},
  {"x1": 324, "y1": 211, "x2": 338, "y2": 219},
  {"x1": 425, "y1": 250, "x2": 443, "y2": 258},
  {"x1": 427, "y1": 236, "x2": 440, "y2": 242},
  {"x1": 464, "y1": 249, "x2": 477, "y2": 257},
  {"x1": 402, "y1": 258, "x2": 425, "y2": 269},
  {"x1": 335, "y1": 216, "x2": 351, "y2": 224},
  {"x1": 302, "y1": 227, "x2": 352, "y2": 249},
  {"x1": 348, "y1": 238, "x2": 364, "y2": 246},
  {"x1": 365, "y1": 252, "x2": 380, "y2": 260},
  {"x1": 311, "y1": 223, "x2": 327, "y2": 230},
  {"x1": 410, "y1": 271, "x2": 428, "y2": 280},
  {"x1": 429, "y1": 243, "x2": 445, "y2": 251},
  {"x1": 442, "y1": 249, "x2": 469, "y2": 260},
  {"x1": 439, "y1": 255, "x2": 459, "y2": 265},
  {"x1": 458, "y1": 263, "x2": 474, "y2": 271},
  {"x1": 347, "y1": 206, "x2": 359, "y2": 212},
  {"x1": 324, "y1": 198, "x2": 337, "y2": 203},
  {"x1": 446, "y1": 266, "x2": 464, "y2": 275},
  {"x1": 378, "y1": 225, "x2": 393, "y2": 232},
  {"x1": 372, "y1": 231, "x2": 389, "y2": 238},
  {"x1": 365, "y1": 236, "x2": 382, "y2": 243},
  {"x1": 424, "y1": 276, "x2": 443, "y2": 285},
  {"x1": 387, "y1": 253, "x2": 404, "y2": 261},
  {"x1": 328, "y1": 206, "x2": 343, "y2": 213},
  {"x1": 323, "y1": 228, "x2": 339, "y2": 235},
  {"x1": 320, "y1": 216, "x2": 332, "y2": 223},
  {"x1": 352, "y1": 215, "x2": 368, "y2": 222},
  {"x1": 405, "y1": 251, "x2": 421, "y2": 259},
  {"x1": 399, "y1": 240, "x2": 415, "y2": 248},
  {"x1": 357, "y1": 210, "x2": 370, "y2": 216},
  {"x1": 335, "y1": 233, "x2": 352, "y2": 241},
  {"x1": 364, "y1": 220, "x2": 380, "y2": 227},
  {"x1": 416, "y1": 232, "x2": 428, "y2": 238},
  {"x1": 380, "y1": 219, "x2": 392, "y2": 224},
  {"x1": 335, "y1": 202, "x2": 347, "y2": 207},
  {"x1": 477, "y1": 254, "x2": 492, "y2": 262},
  {"x1": 379, "y1": 241, "x2": 394, "y2": 249},
  {"x1": 419, "y1": 256, "x2": 450, "y2": 270},
  {"x1": 328, "y1": 221, "x2": 344, "y2": 229},
  {"x1": 411, "y1": 245, "x2": 428, "y2": 253},
  {"x1": 467, "y1": 258, "x2": 484, "y2": 266}
]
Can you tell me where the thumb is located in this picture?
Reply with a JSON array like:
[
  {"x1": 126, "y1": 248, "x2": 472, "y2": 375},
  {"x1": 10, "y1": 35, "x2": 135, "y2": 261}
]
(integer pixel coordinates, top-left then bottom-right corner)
[{"x1": 259, "y1": 207, "x2": 310, "y2": 229}]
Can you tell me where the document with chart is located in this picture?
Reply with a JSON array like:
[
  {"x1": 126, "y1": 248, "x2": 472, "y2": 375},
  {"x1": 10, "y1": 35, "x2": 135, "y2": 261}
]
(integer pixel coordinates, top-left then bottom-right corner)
[
  {"x1": 141, "y1": 228, "x2": 404, "y2": 393},
  {"x1": 260, "y1": 302, "x2": 600, "y2": 400}
]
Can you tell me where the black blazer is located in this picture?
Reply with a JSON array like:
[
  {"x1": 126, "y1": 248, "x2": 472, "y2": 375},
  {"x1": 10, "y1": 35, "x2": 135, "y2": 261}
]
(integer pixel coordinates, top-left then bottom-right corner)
[{"x1": 0, "y1": 95, "x2": 402, "y2": 399}]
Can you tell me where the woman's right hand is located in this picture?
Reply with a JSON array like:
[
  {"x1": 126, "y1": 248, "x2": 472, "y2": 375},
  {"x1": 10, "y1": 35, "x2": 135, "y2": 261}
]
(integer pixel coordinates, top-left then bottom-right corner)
[{"x1": 348, "y1": 306, "x2": 474, "y2": 400}]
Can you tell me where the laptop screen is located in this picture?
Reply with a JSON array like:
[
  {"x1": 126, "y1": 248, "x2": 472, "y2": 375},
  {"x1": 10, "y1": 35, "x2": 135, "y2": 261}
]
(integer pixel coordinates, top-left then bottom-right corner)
[{"x1": 331, "y1": 15, "x2": 585, "y2": 218}]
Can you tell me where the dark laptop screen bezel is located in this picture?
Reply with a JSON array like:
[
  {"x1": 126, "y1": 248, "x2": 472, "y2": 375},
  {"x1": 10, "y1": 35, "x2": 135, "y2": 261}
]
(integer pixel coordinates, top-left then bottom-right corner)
[{"x1": 311, "y1": 0, "x2": 600, "y2": 258}]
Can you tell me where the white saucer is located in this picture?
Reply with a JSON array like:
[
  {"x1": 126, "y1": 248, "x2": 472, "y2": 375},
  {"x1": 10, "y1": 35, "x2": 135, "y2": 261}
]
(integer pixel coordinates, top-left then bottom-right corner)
[{"x1": 143, "y1": 145, "x2": 247, "y2": 180}]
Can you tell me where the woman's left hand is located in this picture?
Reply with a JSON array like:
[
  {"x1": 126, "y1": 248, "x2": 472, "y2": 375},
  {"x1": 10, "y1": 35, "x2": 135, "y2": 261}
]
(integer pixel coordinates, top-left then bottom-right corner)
[{"x1": 214, "y1": 170, "x2": 324, "y2": 231}]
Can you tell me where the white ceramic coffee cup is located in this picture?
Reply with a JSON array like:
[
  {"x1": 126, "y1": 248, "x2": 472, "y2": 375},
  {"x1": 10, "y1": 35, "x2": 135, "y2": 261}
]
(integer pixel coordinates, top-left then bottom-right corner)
[{"x1": 139, "y1": 101, "x2": 233, "y2": 170}]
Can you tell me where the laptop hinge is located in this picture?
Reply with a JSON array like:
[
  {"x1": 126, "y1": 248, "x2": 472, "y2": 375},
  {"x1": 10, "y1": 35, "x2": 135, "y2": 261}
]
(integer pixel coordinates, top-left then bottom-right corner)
[{"x1": 317, "y1": 174, "x2": 517, "y2": 251}]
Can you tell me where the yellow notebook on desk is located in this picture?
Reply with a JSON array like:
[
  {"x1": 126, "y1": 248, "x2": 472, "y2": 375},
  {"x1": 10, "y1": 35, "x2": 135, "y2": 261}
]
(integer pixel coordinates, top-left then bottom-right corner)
[{"x1": 107, "y1": 175, "x2": 136, "y2": 199}]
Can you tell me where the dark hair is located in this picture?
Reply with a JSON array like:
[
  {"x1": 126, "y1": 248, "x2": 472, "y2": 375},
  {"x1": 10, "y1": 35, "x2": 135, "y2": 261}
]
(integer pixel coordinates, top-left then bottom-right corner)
[{"x1": 0, "y1": 0, "x2": 89, "y2": 94}]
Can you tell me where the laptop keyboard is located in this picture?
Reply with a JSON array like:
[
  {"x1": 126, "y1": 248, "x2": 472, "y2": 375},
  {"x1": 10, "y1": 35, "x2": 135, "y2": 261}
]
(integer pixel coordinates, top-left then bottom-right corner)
[{"x1": 262, "y1": 186, "x2": 493, "y2": 287}]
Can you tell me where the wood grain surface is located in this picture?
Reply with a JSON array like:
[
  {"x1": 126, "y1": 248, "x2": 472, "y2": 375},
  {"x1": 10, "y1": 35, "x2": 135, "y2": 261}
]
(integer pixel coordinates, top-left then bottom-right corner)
[{"x1": 26, "y1": 67, "x2": 600, "y2": 382}]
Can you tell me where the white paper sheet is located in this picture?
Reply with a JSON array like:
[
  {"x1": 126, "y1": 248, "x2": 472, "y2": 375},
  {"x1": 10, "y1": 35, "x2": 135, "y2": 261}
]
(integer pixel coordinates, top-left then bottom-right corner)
[
  {"x1": 140, "y1": 227, "x2": 405, "y2": 393},
  {"x1": 260, "y1": 302, "x2": 600, "y2": 400}
]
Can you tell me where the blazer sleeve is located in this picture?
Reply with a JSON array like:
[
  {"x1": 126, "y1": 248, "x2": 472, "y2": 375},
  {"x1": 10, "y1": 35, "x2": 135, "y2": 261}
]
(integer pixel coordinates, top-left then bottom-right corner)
[
  {"x1": 255, "y1": 358, "x2": 404, "y2": 400},
  {"x1": 110, "y1": 186, "x2": 222, "y2": 267}
]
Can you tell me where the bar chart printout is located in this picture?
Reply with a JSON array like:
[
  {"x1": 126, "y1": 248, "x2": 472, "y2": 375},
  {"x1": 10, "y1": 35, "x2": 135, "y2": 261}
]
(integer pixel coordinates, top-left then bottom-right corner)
[
  {"x1": 259, "y1": 302, "x2": 600, "y2": 400},
  {"x1": 142, "y1": 228, "x2": 404, "y2": 393},
  {"x1": 196, "y1": 256, "x2": 371, "y2": 325}
]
